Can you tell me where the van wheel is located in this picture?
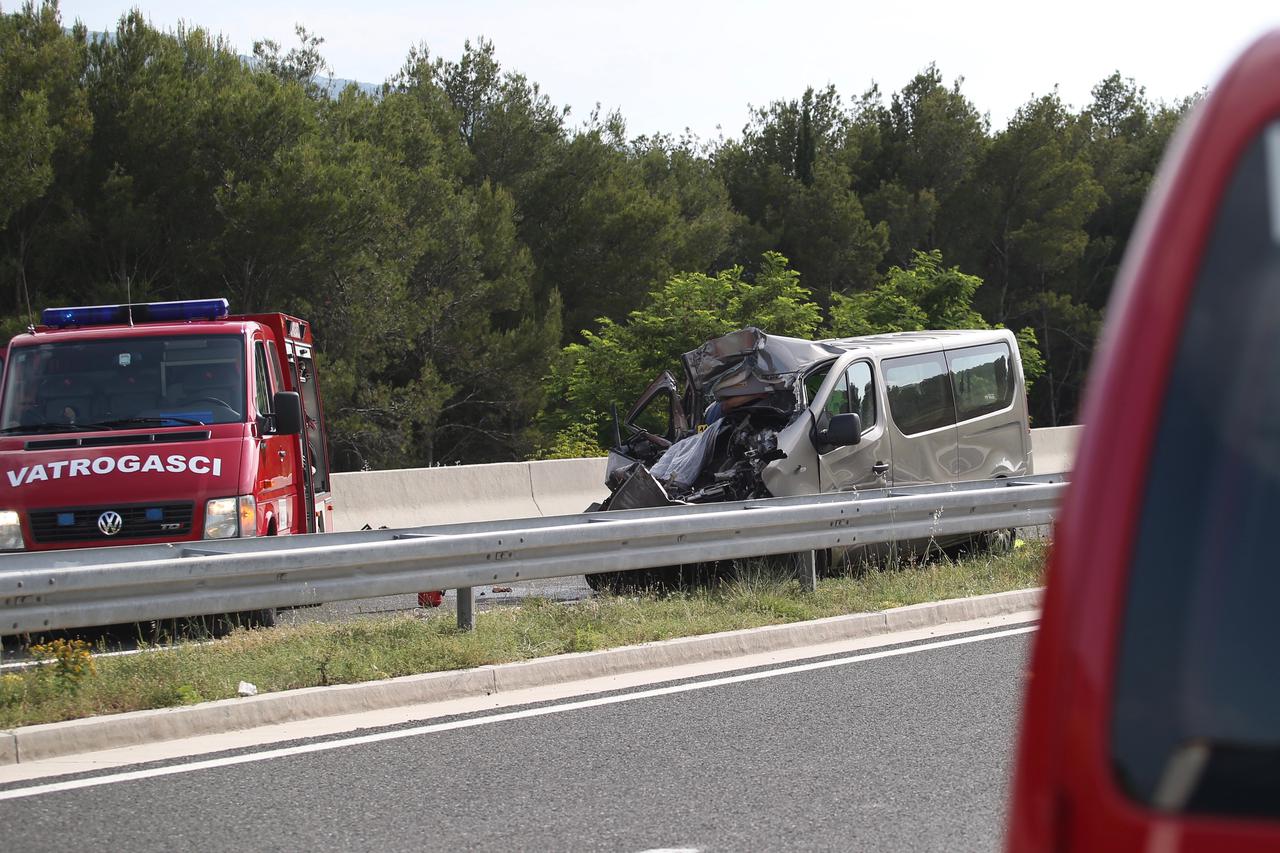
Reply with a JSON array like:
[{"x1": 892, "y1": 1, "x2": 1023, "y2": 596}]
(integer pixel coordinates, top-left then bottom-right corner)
[
  {"x1": 586, "y1": 566, "x2": 686, "y2": 595},
  {"x1": 224, "y1": 609, "x2": 277, "y2": 632}
]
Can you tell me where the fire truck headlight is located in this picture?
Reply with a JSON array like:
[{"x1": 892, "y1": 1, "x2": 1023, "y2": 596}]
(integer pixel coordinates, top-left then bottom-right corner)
[
  {"x1": 205, "y1": 496, "x2": 259, "y2": 539},
  {"x1": 204, "y1": 498, "x2": 238, "y2": 539},
  {"x1": 0, "y1": 510, "x2": 24, "y2": 550}
]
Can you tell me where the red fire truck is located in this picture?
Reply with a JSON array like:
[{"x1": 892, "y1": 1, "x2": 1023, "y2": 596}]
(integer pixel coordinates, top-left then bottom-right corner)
[{"x1": 0, "y1": 299, "x2": 334, "y2": 562}]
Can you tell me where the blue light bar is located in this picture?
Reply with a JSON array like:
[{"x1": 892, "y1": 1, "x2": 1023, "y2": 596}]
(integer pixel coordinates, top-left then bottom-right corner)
[{"x1": 41, "y1": 299, "x2": 230, "y2": 328}]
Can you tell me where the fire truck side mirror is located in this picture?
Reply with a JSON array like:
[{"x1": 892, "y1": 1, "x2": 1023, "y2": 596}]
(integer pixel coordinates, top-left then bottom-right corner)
[{"x1": 273, "y1": 391, "x2": 303, "y2": 436}]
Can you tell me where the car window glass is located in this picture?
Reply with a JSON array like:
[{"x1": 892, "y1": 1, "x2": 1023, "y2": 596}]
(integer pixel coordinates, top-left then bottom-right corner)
[
  {"x1": 254, "y1": 342, "x2": 272, "y2": 415},
  {"x1": 883, "y1": 352, "x2": 954, "y2": 435},
  {"x1": 632, "y1": 393, "x2": 671, "y2": 437},
  {"x1": 265, "y1": 340, "x2": 284, "y2": 394},
  {"x1": 947, "y1": 343, "x2": 1014, "y2": 422},
  {"x1": 1111, "y1": 125, "x2": 1280, "y2": 819},
  {"x1": 804, "y1": 362, "x2": 834, "y2": 405},
  {"x1": 821, "y1": 370, "x2": 850, "y2": 419},
  {"x1": 0, "y1": 335, "x2": 246, "y2": 428},
  {"x1": 847, "y1": 361, "x2": 875, "y2": 430}
]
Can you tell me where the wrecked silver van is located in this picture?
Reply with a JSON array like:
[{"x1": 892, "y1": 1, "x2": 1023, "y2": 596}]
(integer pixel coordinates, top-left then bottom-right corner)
[{"x1": 591, "y1": 327, "x2": 1031, "y2": 585}]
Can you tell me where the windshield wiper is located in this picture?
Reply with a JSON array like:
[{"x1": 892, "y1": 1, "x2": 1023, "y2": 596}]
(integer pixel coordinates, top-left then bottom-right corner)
[
  {"x1": 0, "y1": 422, "x2": 113, "y2": 435},
  {"x1": 88, "y1": 416, "x2": 207, "y2": 428}
]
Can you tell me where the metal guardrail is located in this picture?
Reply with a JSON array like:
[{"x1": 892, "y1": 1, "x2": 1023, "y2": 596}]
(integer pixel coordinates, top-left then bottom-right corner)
[{"x1": 0, "y1": 475, "x2": 1065, "y2": 636}]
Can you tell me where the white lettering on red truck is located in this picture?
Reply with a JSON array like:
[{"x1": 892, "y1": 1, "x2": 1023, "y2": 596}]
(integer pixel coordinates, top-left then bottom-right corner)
[{"x1": 5, "y1": 454, "x2": 223, "y2": 487}]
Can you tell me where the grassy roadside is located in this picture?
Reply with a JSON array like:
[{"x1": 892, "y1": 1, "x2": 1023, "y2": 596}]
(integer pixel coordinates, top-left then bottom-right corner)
[{"x1": 0, "y1": 542, "x2": 1046, "y2": 729}]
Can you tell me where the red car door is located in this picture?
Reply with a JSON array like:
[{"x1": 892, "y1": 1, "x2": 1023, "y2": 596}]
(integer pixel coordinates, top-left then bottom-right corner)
[{"x1": 1009, "y1": 30, "x2": 1280, "y2": 851}]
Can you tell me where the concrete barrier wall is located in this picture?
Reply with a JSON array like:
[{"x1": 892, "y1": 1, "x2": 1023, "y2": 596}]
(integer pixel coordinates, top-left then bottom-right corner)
[
  {"x1": 332, "y1": 426, "x2": 1083, "y2": 531},
  {"x1": 331, "y1": 458, "x2": 609, "y2": 532},
  {"x1": 1030, "y1": 425, "x2": 1082, "y2": 476},
  {"x1": 528, "y1": 457, "x2": 609, "y2": 517}
]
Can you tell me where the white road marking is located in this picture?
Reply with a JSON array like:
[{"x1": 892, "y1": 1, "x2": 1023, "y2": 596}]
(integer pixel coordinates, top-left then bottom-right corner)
[{"x1": 0, "y1": 624, "x2": 1036, "y2": 802}]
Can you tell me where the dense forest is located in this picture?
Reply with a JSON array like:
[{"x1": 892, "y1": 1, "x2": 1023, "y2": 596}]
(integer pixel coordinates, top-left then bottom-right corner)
[{"x1": 0, "y1": 2, "x2": 1194, "y2": 470}]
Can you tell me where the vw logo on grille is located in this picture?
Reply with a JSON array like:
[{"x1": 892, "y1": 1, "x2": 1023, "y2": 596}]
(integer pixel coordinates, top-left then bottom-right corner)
[{"x1": 97, "y1": 511, "x2": 124, "y2": 537}]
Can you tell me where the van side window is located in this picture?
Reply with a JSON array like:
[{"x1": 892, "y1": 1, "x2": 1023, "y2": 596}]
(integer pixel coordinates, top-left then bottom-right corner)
[
  {"x1": 803, "y1": 362, "x2": 834, "y2": 406},
  {"x1": 847, "y1": 361, "x2": 875, "y2": 430},
  {"x1": 253, "y1": 342, "x2": 272, "y2": 415},
  {"x1": 822, "y1": 370, "x2": 850, "y2": 418},
  {"x1": 947, "y1": 343, "x2": 1014, "y2": 422},
  {"x1": 883, "y1": 352, "x2": 955, "y2": 435}
]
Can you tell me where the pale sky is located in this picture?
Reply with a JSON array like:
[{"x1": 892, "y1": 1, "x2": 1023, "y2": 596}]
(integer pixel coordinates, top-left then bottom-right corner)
[{"x1": 46, "y1": 0, "x2": 1280, "y2": 139}]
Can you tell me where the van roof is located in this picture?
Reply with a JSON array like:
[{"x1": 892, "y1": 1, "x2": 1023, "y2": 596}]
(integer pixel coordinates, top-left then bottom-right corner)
[
  {"x1": 820, "y1": 328, "x2": 1015, "y2": 358},
  {"x1": 681, "y1": 327, "x2": 1017, "y2": 397}
]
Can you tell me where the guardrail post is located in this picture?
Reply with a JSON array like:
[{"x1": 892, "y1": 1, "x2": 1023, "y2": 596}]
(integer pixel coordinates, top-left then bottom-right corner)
[
  {"x1": 456, "y1": 586, "x2": 475, "y2": 630},
  {"x1": 798, "y1": 550, "x2": 818, "y2": 593}
]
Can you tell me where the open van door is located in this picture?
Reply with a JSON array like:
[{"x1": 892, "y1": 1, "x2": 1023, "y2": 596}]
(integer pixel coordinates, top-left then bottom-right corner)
[{"x1": 1009, "y1": 31, "x2": 1280, "y2": 852}]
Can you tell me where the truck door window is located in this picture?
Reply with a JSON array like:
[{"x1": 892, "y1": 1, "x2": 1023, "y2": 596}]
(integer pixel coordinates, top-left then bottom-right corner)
[
  {"x1": 254, "y1": 342, "x2": 273, "y2": 415},
  {"x1": 883, "y1": 352, "x2": 955, "y2": 435},
  {"x1": 946, "y1": 343, "x2": 1014, "y2": 422},
  {"x1": 293, "y1": 348, "x2": 331, "y2": 495},
  {"x1": 265, "y1": 340, "x2": 284, "y2": 393}
]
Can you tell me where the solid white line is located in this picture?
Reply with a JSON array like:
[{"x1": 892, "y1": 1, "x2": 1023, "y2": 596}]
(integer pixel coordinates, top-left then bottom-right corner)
[{"x1": 0, "y1": 623, "x2": 1036, "y2": 802}]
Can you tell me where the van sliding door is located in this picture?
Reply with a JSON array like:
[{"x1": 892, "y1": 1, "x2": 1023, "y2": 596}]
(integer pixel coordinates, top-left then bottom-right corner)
[
  {"x1": 946, "y1": 342, "x2": 1028, "y2": 481},
  {"x1": 882, "y1": 351, "x2": 960, "y2": 487}
]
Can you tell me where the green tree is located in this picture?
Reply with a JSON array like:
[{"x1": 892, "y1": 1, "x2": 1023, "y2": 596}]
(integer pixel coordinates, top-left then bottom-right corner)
[
  {"x1": 827, "y1": 249, "x2": 1045, "y2": 393},
  {"x1": 970, "y1": 92, "x2": 1103, "y2": 324},
  {"x1": 0, "y1": 1, "x2": 92, "y2": 321},
  {"x1": 827, "y1": 249, "x2": 985, "y2": 335},
  {"x1": 847, "y1": 66, "x2": 988, "y2": 267},
  {"x1": 540, "y1": 251, "x2": 820, "y2": 449},
  {"x1": 717, "y1": 86, "x2": 887, "y2": 302}
]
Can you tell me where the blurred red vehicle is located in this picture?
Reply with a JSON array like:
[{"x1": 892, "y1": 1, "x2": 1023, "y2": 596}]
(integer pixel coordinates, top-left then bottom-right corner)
[{"x1": 1008, "y1": 31, "x2": 1280, "y2": 852}]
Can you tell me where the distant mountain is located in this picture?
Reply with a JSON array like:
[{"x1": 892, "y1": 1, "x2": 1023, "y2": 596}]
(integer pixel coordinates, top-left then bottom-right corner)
[
  {"x1": 317, "y1": 76, "x2": 382, "y2": 98},
  {"x1": 77, "y1": 29, "x2": 382, "y2": 99}
]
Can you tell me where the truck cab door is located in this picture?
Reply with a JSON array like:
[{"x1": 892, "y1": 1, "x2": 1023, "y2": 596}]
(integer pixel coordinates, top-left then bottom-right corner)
[
  {"x1": 813, "y1": 360, "x2": 889, "y2": 492},
  {"x1": 253, "y1": 338, "x2": 297, "y2": 534}
]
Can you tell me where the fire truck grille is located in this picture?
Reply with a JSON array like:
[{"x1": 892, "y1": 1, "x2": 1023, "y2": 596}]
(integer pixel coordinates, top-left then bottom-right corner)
[{"x1": 29, "y1": 502, "x2": 195, "y2": 544}]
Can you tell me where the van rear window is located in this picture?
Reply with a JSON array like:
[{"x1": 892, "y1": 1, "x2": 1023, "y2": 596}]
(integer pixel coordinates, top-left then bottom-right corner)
[
  {"x1": 1110, "y1": 128, "x2": 1280, "y2": 818},
  {"x1": 883, "y1": 352, "x2": 954, "y2": 435},
  {"x1": 947, "y1": 342, "x2": 1014, "y2": 422}
]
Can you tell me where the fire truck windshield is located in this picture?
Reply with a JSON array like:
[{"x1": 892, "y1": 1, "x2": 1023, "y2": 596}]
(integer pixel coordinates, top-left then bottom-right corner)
[{"x1": 0, "y1": 334, "x2": 247, "y2": 433}]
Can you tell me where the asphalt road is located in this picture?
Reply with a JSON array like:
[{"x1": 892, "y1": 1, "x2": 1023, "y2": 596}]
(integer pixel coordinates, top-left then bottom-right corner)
[{"x1": 0, "y1": 626, "x2": 1030, "y2": 852}]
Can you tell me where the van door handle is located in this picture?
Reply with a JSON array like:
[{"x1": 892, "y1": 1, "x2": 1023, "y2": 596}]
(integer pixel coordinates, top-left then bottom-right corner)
[
  {"x1": 872, "y1": 462, "x2": 889, "y2": 476},
  {"x1": 278, "y1": 450, "x2": 287, "y2": 462}
]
